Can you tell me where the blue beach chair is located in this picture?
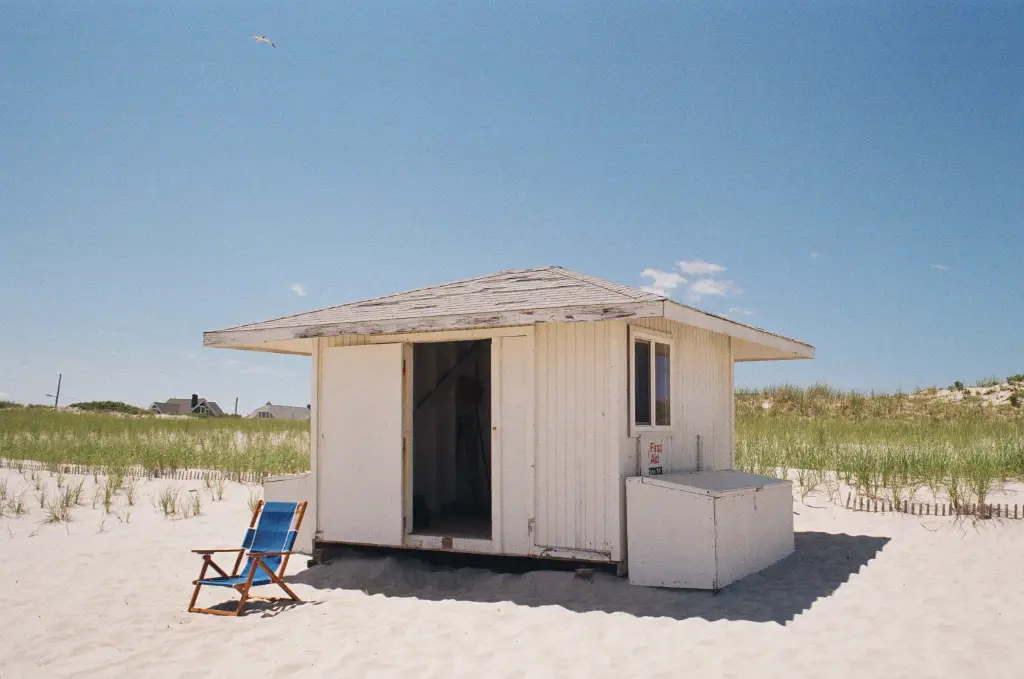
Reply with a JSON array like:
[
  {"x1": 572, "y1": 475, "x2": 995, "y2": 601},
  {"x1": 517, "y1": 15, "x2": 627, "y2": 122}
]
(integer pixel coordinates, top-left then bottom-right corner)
[{"x1": 188, "y1": 500, "x2": 308, "y2": 616}]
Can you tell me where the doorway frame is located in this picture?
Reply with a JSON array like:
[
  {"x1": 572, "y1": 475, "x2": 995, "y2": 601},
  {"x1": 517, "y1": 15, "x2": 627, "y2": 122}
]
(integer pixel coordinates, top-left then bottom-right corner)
[
  {"x1": 311, "y1": 327, "x2": 534, "y2": 557},
  {"x1": 399, "y1": 327, "x2": 531, "y2": 555}
]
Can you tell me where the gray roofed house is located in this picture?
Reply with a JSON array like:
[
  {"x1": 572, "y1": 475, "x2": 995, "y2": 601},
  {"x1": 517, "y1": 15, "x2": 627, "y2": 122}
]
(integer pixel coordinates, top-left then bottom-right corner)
[
  {"x1": 247, "y1": 402, "x2": 311, "y2": 421},
  {"x1": 150, "y1": 396, "x2": 224, "y2": 416}
]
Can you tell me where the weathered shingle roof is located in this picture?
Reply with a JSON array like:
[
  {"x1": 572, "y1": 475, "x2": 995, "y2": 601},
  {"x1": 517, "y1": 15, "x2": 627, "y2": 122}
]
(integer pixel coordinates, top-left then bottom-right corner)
[
  {"x1": 203, "y1": 265, "x2": 814, "y2": 361},
  {"x1": 249, "y1": 404, "x2": 311, "y2": 420},
  {"x1": 204, "y1": 401, "x2": 225, "y2": 416},
  {"x1": 150, "y1": 398, "x2": 223, "y2": 416},
  {"x1": 214, "y1": 266, "x2": 663, "y2": 334}
]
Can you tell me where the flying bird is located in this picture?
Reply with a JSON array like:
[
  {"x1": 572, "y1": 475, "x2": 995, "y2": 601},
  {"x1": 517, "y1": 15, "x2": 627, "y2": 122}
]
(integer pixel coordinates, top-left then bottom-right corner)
[{"x1": 251, "y1": 35, "x2": 275, "y2": 48}]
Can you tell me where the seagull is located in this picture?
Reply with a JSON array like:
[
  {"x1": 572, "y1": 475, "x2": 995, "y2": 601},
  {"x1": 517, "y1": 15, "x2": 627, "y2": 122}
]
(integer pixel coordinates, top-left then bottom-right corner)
[{"x1": 251, "y1": 35, "x2": 275, "y2": 48}]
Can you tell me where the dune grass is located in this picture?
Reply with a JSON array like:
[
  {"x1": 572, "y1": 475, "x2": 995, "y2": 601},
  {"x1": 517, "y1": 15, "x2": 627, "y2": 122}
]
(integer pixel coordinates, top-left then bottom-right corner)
[
  {"x1": 4, "y1": 385, "x2": 1023, "y2": 511},
  {"x1": 0, "y1": 408, "x2": 309, "y2": 479},
  {"x1": 737, "y1": 383, "x2": 1024, "y2": 424},
  {"x1": 736, "y1": 384, "x2": 1024, "y2": 507}
]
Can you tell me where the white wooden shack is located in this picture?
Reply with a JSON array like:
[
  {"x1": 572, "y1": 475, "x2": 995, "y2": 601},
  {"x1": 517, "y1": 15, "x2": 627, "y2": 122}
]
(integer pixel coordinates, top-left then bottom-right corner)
[{"x1": 205, "y1": 266, "x2": 814, "y2": 588}]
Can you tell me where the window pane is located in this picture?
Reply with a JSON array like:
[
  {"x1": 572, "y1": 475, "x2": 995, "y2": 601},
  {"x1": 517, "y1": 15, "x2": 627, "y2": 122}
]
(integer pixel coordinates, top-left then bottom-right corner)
[
  {"x1": 634, "y1": 340, "x2": 652, "y2": 426},
  {"x1": 655, "y1": 342, "x2": 671, "y2": 426}
]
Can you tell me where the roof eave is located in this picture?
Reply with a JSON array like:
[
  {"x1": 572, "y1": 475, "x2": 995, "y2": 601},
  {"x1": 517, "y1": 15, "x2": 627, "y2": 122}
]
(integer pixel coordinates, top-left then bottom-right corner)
[
  {"x1": 663, "y1": 301, "x2": 814, "y2": 361},
  {"x1": 202, "y1": 297, "x2": 814, "y2": 363},
  {"x1": 203, "y1": 301, "x2": 666, "y2": 349}
]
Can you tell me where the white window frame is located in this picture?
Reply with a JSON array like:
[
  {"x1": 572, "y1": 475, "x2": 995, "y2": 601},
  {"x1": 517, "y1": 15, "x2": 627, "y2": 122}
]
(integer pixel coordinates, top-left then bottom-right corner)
[{"x1": 629, "y1": 326, "x2": 673, "y2": 433}]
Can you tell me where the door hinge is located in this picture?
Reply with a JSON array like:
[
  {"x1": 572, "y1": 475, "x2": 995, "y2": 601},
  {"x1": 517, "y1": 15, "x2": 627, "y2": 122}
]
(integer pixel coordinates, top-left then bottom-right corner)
[{"x1": 527, "y1": 517, "x2": 535, "y2": 535}]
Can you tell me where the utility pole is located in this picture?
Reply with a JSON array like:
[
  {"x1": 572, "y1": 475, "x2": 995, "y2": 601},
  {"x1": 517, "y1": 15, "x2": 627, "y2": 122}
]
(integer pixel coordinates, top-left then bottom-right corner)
[
  {"x1": 234, "y1": 396, "x2": 239, "y2": 416},
  {"x1": 51, "y1": 373, "x2": 62, "y2": 410}
]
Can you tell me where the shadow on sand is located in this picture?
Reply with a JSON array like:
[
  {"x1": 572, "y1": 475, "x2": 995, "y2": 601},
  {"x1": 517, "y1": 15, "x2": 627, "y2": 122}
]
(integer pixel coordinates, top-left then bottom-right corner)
[
  {"x1": 290, "y1": 531, "x2": 890, "y2": 624},
  {"x1": 202, "y1": 598, "x2": 322, "y2": 618}
]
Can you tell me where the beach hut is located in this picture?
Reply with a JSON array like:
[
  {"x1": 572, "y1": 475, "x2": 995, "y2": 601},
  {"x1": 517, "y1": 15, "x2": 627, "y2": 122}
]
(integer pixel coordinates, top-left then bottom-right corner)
[{"x1": 204, "y1": 266, "x2": 813, "y2": 588}]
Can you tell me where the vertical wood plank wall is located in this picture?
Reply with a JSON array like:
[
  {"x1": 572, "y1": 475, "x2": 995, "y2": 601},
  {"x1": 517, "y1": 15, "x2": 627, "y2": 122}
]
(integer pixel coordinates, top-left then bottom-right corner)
[
  {"x1": 630, "y1": 318, "x2": 735, "y2": 473},
  {"x1": 496, "y1": 335, "x2": 533, "y2": 555},
  {"x1": 320, "y1": 320, "x2": 735, "y2": 561},
  {"x1": 311, "y1": 338, "x2": 322, "y2": 538},
  {"x1": 534, "y1": 321, "x2": 623, "y2": 556}
]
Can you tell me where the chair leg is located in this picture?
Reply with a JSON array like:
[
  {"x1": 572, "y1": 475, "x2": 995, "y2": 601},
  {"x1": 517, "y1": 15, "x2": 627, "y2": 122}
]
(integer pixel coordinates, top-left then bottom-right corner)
[
  {"x1": 188, "y1": 558, "x2": 213, "y2": 613},
  {"x1": 273, "y1": 576, "x2": 300, "y2": 602},
  {"x1": 254, "y1": 557, "x2": 301, "y2": 602},
  {"x1": 188, "y1": 583, "x2": 204, "y2": 612},
  {"x1": 233, "y1": 561, "x2": 260, "y2": 616}
]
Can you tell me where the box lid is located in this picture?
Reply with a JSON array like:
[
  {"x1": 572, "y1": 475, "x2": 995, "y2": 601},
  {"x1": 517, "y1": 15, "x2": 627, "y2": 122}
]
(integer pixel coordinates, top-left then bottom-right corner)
[{"x1": 628, "y1": 470, "x2": 790, "y2": 498}]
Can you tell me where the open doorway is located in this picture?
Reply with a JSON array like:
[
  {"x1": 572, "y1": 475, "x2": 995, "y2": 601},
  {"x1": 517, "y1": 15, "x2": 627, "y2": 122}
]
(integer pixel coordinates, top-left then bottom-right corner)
[{"x1": 410, "y1": 340, "x2": 492, "y2": 540}]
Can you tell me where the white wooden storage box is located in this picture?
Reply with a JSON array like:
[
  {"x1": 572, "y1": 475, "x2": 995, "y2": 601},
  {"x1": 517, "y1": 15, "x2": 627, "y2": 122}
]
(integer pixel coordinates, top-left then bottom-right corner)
[{"x1": 625, "y1": 470, "x2": 794, "y2": 590}]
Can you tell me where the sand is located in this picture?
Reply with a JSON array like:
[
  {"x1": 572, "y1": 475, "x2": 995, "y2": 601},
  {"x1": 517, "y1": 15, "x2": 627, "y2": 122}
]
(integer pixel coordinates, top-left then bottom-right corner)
[
  {"x1": 916, "y1": 381, "x2": 1023, "y2": 406},
  {"x1": 2, "y1": 469, "x2": 1024, "y2": 678}
]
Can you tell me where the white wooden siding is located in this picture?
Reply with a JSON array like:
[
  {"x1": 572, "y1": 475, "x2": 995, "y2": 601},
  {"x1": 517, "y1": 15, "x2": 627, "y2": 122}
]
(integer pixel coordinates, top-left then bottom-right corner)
[
  {"x1": 534, "y1": 322, "x2": 623, "y2": 557},
  {"x1": 310, "y1": 338, "x2": 323, "y2": 538},
  {"x1": 318, "y1": 344, "x2": 405, "y2": 546},
  {"x1": 494, "y1": 335, "x2": 533, "y2": 555},
  {"x1": 312, "y1": 316, "x2": 734, "y2": 565},
  {"x1": 630, "y1": 318, "x2": 734, "y2": 473}
]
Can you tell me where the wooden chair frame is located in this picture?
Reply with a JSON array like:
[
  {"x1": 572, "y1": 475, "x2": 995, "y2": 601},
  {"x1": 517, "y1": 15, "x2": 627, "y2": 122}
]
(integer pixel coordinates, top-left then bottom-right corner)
[{"x1": 187, "y1": 500, "x2": 308, "y2": 616}]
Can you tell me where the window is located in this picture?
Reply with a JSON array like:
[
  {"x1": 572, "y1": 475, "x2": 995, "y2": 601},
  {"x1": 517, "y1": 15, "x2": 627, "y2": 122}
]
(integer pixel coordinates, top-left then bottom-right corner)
[
  {"x1": 654, "y1": 342, "x2": 670, "y2": 425},
  {"x1": 633, "y1": 334, "x2": 671, "y2": 427},
  {"x1": 634, "y1": 340, "x2": 652, "y2": 425}
]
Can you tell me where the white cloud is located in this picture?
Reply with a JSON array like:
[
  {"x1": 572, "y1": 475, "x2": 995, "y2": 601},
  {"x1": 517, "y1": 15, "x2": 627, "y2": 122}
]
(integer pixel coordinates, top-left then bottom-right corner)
[
  {"x1": 640, "y1": 258, "x2": 742, "y2": 304},
  {"x1": 687, "y1": 277, "x2": 742, "y2": 302},
  {"x1": 289, "y1": 283, "x2": 307, "y2": 296},
  {"x1": 931, "y1": 264, "x2": 949, "y2": 271},
  {"x1": 640, "y1": 268, "x2": 686, "y2": 297},
  {"x1": 810, "y1": 252, "x2": 820, "y2": 259},
  {"x1": 0, "y1": 392, "x2": 10, "y2": 400},
  {"x1": 677, "y1": 259, "x2": 725, "y2": 276}
]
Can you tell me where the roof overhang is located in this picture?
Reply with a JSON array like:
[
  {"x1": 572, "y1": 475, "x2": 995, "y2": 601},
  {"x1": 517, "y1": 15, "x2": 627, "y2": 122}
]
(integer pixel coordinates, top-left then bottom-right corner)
[
  {"x1": 204, "y1": 299, "x2": 813, "y2": 362},
  {"x1": 663, "y1": 301, "x2": 814, "y2": 361},
  {"x1": 202, "y1": 301, "x2": 666, "y2": 354},
  {"x1": 205, "y1": 338, "x2": 316, "y2": 356}
]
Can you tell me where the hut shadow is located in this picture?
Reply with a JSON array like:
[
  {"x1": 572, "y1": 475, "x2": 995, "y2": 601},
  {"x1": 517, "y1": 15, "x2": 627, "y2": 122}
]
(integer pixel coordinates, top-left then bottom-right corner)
[{"x1": 290, "y1": 531, "x2": 889, "y2": 624}]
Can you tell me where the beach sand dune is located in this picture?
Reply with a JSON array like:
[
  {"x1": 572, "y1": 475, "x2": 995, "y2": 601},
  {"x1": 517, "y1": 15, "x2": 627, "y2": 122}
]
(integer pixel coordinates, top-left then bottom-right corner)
[{"x1": 2, "y1": 469, "x2": 1023, "y2": 678}]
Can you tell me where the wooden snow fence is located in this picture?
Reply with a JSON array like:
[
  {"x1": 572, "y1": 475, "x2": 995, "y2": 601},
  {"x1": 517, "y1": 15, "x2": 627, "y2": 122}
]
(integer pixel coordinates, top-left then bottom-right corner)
[{"x1": 845, "y1": 493, "x2": 1023, "y2": 519}]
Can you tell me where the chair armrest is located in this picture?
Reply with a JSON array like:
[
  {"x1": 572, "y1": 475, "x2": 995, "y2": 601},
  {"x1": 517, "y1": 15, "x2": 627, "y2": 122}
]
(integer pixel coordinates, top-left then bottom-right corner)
[
  {"x1": 249, "y1": 550, "x2": 292, "y2": 558},
  {"x1": 192, "y1": 548, "x2": 245, "y2": 554}
]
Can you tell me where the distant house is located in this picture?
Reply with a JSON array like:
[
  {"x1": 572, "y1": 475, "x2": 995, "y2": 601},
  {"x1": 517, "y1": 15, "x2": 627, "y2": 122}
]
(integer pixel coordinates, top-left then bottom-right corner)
[
  {"x1": 247, "y1": 402, "x2": 311, "y2": 421},
  {"x1": 150, "y1": 394, "x2": 224, "y2": 416}
]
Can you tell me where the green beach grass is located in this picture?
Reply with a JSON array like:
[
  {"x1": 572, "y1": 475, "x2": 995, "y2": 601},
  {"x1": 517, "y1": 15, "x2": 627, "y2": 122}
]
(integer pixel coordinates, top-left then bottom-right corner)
[
  {"x1": 0, "y1": 407, "x2": 309, "y2": 479},
  {"x1": 3, "y1": 383, "x2": 1023, "y2": 508},
  {"x1": 735, "y1": 384, "x2": 1024, "y2": 507}
]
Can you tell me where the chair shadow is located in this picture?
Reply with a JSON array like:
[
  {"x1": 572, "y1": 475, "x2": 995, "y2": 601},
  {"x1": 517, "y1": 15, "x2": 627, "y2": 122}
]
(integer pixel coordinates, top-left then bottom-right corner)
[
  {"x1": 204, "y1": 597, "x2": 319, "y2": 618},
  {"x1": 289, "y1": 531, "x2": 890, "y2": 625}
]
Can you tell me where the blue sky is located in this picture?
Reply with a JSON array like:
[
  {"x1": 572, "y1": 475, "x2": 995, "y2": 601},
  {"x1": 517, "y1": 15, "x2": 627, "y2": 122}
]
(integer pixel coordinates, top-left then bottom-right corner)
[{"x1": 1, "y1": 1, "x2": 1021, "y2": 412}]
